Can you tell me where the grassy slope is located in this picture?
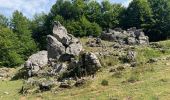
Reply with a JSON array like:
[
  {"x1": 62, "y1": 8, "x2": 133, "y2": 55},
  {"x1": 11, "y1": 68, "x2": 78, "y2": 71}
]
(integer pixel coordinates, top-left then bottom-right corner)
[{"x1": 1, "y1": 39, "x2": 170, "y2": 100}]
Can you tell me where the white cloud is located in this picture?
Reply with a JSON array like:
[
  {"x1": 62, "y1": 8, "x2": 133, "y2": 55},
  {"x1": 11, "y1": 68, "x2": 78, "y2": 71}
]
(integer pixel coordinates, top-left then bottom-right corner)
[{"x1": 0, "y1": 0, "x2": 56, "y2": 18}]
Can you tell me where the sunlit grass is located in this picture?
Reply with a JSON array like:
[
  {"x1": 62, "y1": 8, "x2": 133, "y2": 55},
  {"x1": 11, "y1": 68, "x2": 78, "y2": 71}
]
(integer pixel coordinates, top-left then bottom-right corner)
[{"x1": 1, "y1": 39, "x2": 170, "y2": 99}]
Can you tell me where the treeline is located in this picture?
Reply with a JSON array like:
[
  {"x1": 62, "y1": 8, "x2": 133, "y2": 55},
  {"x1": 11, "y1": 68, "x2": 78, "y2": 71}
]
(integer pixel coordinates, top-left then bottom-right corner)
[{"x1": 0, "y1": 0, "x2": 170, "y2": 67}]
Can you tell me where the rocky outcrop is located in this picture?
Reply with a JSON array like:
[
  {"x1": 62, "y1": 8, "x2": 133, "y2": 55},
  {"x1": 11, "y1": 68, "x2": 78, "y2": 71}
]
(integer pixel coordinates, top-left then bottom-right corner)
[
  {"x1": 47, "y1": 21, "x2": 83, "y2": 60},
  {"x1": 101, "y1": 27, "x2": 149, "y2": 45},
  {"x1": 23, "y1": 21, "x2": 102, "y2": 92}
]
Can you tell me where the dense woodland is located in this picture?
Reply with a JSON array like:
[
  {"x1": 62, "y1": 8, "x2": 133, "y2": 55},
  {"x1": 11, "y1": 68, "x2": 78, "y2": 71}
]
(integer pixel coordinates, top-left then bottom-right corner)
[{"x1": 0, "y1": 0, "x2": 170, "y2": 67}]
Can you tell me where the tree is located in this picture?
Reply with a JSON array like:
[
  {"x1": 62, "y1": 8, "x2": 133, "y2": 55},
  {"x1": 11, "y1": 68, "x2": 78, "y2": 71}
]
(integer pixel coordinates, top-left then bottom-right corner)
[
  {"x1": 72, "y1": 0, "x2": 86, "y2": 20},
  {"x1": 0, "y1": 14, "x2": 8, "y2": 27},
  {"x1": 147, "y1": 0, "x2": 170, "y2": 41},
  {"x1": 0, "y1": 26, "x2": 23, "y2": 67},
  {"x1": 100, "y1": 1, "x2": 125, "y2": 29},
  {"x1": 124, "y1": 0, "x2": 153, "y2": 29},
  {"x1": 11, "y1": 10, "x2": 37, "y2": 59},
  {"x1": 31, "y1": 13, "x2": 47, "y2": 49},
  {"x1": 65, "y1": 16, "x2": 102, "y2": 37},
  {"x1": 85, "y1": 1, "x2": 101, "y2": 23}
]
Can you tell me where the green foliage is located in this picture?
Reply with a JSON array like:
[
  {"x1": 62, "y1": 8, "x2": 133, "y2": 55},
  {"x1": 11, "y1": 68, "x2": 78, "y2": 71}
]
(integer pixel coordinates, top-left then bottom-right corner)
[
  {"x1": 65, "y1": 16, "x2": 102, "y2": 37},
  {"x1": 31, "y1": 13, "x2": 47, "y2": 49},
  {"x1": 147, "y1": 0, "x2": 170, "y2": 41},
  {"x1": 45, "y1": 0, "x2": 124, "y2": 37},
  {"x1": 0, "y1": 26, "x2": 23, "y2": 67},
  {"x1": 0, "y1": 14, "x2": 8, "y2": 27},
  {"x1": 11, "y1": 10, "x2": 38, "y2": 59},
  {"x1": 124, "y1": 0, "x2": 153, "y2": 28},
  {"x1": 101, "y1": 79, "x2": 109, "y2": 86},
  {"x1": 85, "y1": 1, "x2": 101, "y2": 23},
  {"x1": 100, "y1": 2, "x2": 125, "y2": 29}
]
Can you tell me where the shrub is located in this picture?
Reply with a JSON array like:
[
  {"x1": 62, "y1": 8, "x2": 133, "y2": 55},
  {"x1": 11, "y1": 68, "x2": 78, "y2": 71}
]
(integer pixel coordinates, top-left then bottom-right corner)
[{"x1": 101, "y1": 79, "x2": 109, "y2": 86}]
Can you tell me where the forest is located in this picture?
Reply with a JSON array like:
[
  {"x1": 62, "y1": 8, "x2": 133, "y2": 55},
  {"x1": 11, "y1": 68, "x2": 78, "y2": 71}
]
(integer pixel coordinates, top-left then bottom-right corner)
[{"x1": 0, "y1": 0, "x2": 170, "y2": 67}]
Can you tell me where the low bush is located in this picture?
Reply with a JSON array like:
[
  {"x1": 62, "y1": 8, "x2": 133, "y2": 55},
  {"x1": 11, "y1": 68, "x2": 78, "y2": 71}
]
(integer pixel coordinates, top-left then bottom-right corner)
[{"x1": 101, "y1": 79, "x2": 109, "y2": 86}]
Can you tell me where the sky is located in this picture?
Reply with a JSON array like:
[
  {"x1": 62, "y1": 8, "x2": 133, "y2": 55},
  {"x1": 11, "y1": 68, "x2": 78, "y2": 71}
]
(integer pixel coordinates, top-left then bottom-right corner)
[{"x1": 0, "y1": 0, "x2": 132, "y2": 19}]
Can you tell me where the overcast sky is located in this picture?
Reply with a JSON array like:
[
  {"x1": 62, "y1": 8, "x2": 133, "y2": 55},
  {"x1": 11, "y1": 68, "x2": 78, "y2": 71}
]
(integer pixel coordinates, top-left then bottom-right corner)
[{"x1": 0, "y1": 0, "x2": 132, "y2": 19}]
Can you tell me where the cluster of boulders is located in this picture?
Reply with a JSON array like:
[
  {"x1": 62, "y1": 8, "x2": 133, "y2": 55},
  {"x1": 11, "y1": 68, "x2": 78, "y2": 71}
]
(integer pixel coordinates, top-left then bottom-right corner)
[
  {"x1": 101, "y1": 27, "x2": 149, "y2": 45},
  {"x1": 23, "y1": 21, "x2": 101, "y2": 91},
  {"x1": 86, "y1": 37, "x2": 102, "y2": 47}
]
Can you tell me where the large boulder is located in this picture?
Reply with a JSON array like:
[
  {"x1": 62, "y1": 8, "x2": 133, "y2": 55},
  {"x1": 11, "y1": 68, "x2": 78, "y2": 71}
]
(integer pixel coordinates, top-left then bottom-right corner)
[
  {"x1": 26, "y1": 51, "x2": 48, "y2": 68},
  {"x1": 47, "y1": 35, "x2": 65, "y2": 59},
  {"x1": 24, "y1": 51, "x2": 48, "y2": 76},
  {"x1": 80, "y1": 52, "x2": 101, "y2": 75}
]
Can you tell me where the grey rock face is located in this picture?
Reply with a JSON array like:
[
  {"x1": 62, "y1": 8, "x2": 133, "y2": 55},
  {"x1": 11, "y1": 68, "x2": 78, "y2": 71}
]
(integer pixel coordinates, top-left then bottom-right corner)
[
  {"x1": 53, "y1": 21, "x2": 71, "y2": 46},
  {"x1": 47, "y1": 21, "x2": 83, "y2": 60},
  {"x1": 26, "y1": 51, "x2": 48, "y2": 68},
  {"x1": 101, "y1": 28, "x2": 149, "y2": 45},
  {"x1": 24, "y1": 51, "x2": 48, "y2": 76},
  {"x1": 66, "y1": 40, "x2": 83, "y2": 56},
  {"x1": 47, "y1": 35, "x2": 65, "y2": 59},
  {"x1": 53, "y1": 63, "x2": 68, "y2": 75},
  {"x1": 127, "y1": 37, "x2": 137, "y2": 45},
  {"x1": 81, "y1": 52, "x2": 101, "y2": 74}
]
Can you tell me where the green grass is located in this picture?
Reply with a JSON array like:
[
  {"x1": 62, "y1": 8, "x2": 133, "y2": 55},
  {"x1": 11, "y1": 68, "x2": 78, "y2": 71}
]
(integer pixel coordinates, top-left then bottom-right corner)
[
  {"x1": 0, "y1": 80, "x2": 23, "y2": 100},
  {"x1": 1, "y1": 39, "x2": 170, "y2": 100}
]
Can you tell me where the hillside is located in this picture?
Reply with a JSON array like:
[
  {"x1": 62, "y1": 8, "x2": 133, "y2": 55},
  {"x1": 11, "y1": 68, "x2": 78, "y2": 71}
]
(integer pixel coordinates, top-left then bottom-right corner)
[{"x1": 1, "y1": 39, "x2": 170, "y2": 100}]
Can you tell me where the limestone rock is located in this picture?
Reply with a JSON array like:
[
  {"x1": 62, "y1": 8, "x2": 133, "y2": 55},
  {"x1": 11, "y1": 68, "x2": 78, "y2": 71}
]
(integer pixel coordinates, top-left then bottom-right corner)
[
  {"x1": 47, "y1": 35, "x2": 65, "y2": 59},
  {"x1": 127, "y1": 37, "x2": 137, "y2": 45},
  {"x1": 24, "y1": 51, "x2": 48, "y2": 76},
  {"x1": 66, "y1": 40, "x2": 83, "y2": 56},
  {"x1": 48, "y1": 21, "x2": 83, "y2": 59},
  {"x1": 53, "y1": 21, "x2": 71, "y2": 46},
  {"x1": 53, "y1": 63, "x2": 68, "y2": 75},
  {"x1": 81, "y1": 52, "x2": 101, "y2": 74},
  {"x1": 26, "y1": 51, "x2": 48, "y2": 68},
  {"x1": 101, "y1": 28, "x2": 149, "y2": 45},
  {"x1": 126, "y1": 51, "x2": 137, "y2": 62}
]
